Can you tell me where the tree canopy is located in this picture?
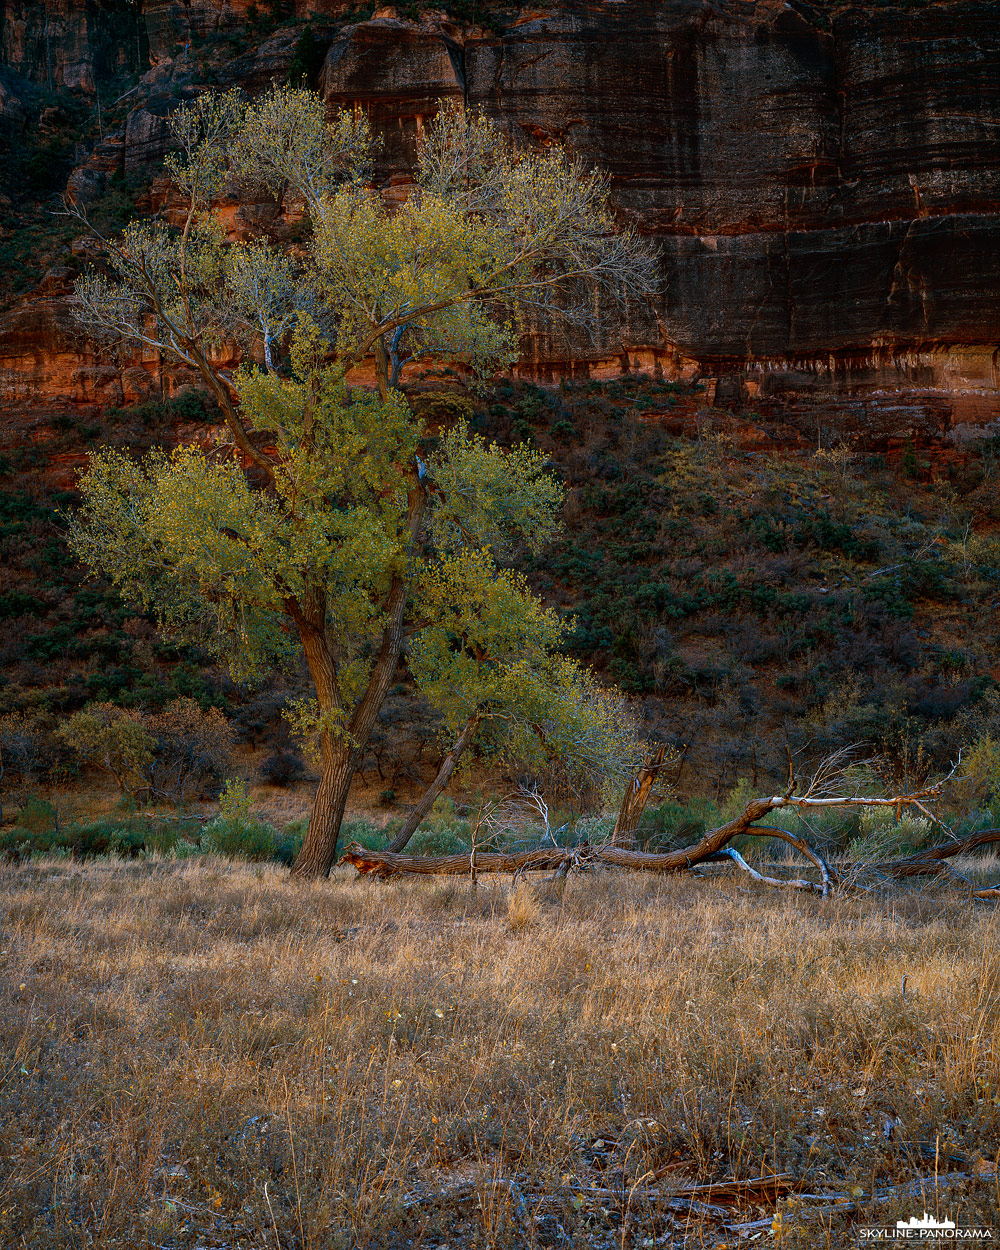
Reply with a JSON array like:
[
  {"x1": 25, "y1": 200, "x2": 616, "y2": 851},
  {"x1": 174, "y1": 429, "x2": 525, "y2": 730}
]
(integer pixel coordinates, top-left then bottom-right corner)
[{"x1": 69, "y1": 85, "x2": 655, "y2": 876}]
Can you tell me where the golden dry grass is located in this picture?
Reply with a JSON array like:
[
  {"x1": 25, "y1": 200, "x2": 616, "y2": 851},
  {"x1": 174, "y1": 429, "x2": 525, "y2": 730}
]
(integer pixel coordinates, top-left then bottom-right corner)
[{"x1": 1, "y1": 857, "x2": 999, "y2": 1249}]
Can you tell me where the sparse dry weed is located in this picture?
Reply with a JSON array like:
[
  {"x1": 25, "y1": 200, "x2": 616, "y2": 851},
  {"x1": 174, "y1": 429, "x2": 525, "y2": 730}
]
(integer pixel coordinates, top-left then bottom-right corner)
[{"x1": 1, "y1": 858, "x2": 998, "y2": 1248}]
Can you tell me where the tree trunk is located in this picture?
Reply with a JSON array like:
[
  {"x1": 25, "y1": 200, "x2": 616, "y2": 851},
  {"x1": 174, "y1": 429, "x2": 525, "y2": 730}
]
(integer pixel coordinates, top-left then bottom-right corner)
[
  {"x1": 291, "y1": 739, "x2": 355, "y2": 879},
  {"x1": 386, "y1": 712, "x2": 481, "y2": 853},
  {"x1": 285, "y1": 416, "x2": 425, "y2": 878},
  {"x1": 290, "y1": 621, "x2": 354, "y2": 879},
  {"x1": 609, "y1": 745, "x2": 667, "y2": 846},
  {"x1": 374, "y1": 335, "x2": 390, "y2": 400},
  {"x1": 288, "y1": 483, "x2": 424, "y2": 879}
]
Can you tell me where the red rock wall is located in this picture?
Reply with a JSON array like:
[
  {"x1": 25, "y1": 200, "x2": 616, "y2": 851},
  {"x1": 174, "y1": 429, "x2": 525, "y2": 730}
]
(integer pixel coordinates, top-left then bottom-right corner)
[
  {"x1": 2, "y1": 0, "x2": 999, "y2": 425},
  {"x1": 319, "y1": 3, "x2": 1000, "y2": 420}
]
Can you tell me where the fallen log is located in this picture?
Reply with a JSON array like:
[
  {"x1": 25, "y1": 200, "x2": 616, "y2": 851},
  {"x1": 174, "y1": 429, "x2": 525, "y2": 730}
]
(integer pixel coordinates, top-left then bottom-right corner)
[
  {"x1": 340, "y1": 758, "x2": 998, "y2": 896},
  {"x1": 401, "y1": 1170, "x2": 796, "y2": 1214},
  {"x1": 342, "y1": 796, "x2": 784, "y2": 878},
  {"x1": 340, "y1": 843, "x2": 572, "y2": 879},
  {"x1": 868, "y1": 828, "x2": 1000, "y2": 877},
  {"x1": 725, "y1": 1166, "x2": 995, "y2": 1236},
  {"x1": 343, "y1": 820, "x2": 1000, "y2": 893}
]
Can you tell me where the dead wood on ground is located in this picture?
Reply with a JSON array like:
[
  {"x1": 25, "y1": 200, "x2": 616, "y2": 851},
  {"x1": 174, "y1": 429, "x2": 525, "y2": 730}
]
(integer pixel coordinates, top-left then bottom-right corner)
[
  {"x1": 400, "y1": 1164, "x2": 996, "y2": 1232},
  {"x1": 869, "y1": 828, "x2": 1000, "y2": 877},
  {"x1": 340, "y1": 845, "x2": 571, "y2": 880},
  {"x1": 341, "y1": 753, "x2": 997, "y2": 899}
]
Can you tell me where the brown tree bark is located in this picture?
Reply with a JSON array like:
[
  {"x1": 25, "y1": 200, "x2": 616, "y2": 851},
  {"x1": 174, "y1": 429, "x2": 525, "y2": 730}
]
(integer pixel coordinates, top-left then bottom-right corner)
[
  {"x1": 609, "y1": 745, "x2": 667, "y2": 846},
  {"x1": 292, "y1": 741, "x2": 355, "y2": 879},
  {"x1": 290, "y1": 619, "x2": 350, "y2": 879},
  {"x1": 289, "y1": 480, "x2": 427, "y2": 879},
  {"x1": 386, "y1": 712, "x2": 482, "y2": 853},
  {"x1": 342, "y1": 844, "x2": 571, "y2": 879}
]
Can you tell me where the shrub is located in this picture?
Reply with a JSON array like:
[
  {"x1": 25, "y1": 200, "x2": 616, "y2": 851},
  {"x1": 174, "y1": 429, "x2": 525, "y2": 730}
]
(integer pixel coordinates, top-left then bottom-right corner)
[
  {"x1": 412, "y1": 391, "x2": 474, "y2": 424},
  {"x1": 202, "y1": 819, "x2": 279, "y2": 861},
  {"x1": 136, "y1": 699, "x2": 235, "y2": 802},
  {"x1": 1, "y1": 816, "x2": 135, "y2": 859},
  {"x1": 955, "y1": 734, "x2": 1000, "y2": 823},
  {"x1": 201, "y1": 779, "x2": 280, "y2": 861},
  {"x1": 107, "y1": 825, "x2": 149, "y2": 858},
  {"x1": 258, "y1": 750, "x2": 306, "y2": 787},
  {"x1": 0, "y1": 814, "x2": 216, "y2": 861},
  {"x1": 340, "y1": 817, "x2": 388, "y2": 850},
  {"x1": 847, "y1": 804, "x2": 936, "y2": 862},
  {"x1": 170, "y1": 839, "x2": 201, "y2": 859},
  {"x1": 407, "y1": 826, "x2": 470, "y2": 855},
  {"x1": 0, "y1": 590, "x2": 41, "y2": 620},
  {"x1": 640, "y1": 797, "x2": 718, "y2": 849},
  {"x1": 272, "y1": 827, "x2": 304, "y2": 866},
  {"x1": 15, "y1": 796, "x2": 57, "y2": 835}
]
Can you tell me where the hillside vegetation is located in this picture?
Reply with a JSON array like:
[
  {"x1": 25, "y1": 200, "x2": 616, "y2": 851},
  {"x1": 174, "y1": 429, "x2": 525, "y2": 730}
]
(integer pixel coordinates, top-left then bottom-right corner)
[{"x1": 3, "y1": 378, "x2": 998, "y2": 829}]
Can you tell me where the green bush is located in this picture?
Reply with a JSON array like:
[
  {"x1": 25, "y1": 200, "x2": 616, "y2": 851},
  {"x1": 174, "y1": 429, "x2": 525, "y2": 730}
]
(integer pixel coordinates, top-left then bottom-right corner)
[
  {"x1": 0, "y1": 590, "x2": 42, "y2": 620},
  {"x1": 0, "y1": 805, "x2": 298, "y2": 864},
  {"x1": 171, "y1": 839, "x2": 201, "y2": 860},
  {"x1": 272, "y1": 827, "x2": 304, "y2": 866},
  {"x1": 15, "y1": 796, "x2": 57, "y2": 835},
  {"x1": 200, "y1": 779, "x2": 279, "y2": 861},
  {"x1": 1, "y1": 815, "x2": 142, "y2": 859},
  {"x1": 639, "y1": 797, "x2": 720, "y2": 850},
  {"x1": 411, "y1": 391, "x2": 474, "y2": 424},
  {"x1": 340, "y1": 817, "x2": 388, "y2": 851},
  {"x1": 407, "y1": 826, "x2": 470, "y2": 855},
  {"x1": 201, "y1": 818, "x2": 279, "y2": 861}
]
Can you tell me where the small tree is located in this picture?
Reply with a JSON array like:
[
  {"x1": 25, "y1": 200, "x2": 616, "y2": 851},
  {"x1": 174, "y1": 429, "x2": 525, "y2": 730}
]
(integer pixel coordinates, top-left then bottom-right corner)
[
  {"x1": 135, "y1": 698, "x2": 235, "y2": 803},
  {"x1": 55, "y1": 704, "x2": 154, "y2": 795},
  {"x1": 0, "y1": 713, "x2": 46, "y2": 824},
  {"x1": 67, "y1": 86, "x2": 656, "y2": 877}
]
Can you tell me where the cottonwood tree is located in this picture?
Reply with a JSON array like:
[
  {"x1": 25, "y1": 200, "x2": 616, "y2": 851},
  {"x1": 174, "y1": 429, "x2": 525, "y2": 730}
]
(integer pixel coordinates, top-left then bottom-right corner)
[{"x1": 68, "y1": 85, "x2": 657, "y2": 877}]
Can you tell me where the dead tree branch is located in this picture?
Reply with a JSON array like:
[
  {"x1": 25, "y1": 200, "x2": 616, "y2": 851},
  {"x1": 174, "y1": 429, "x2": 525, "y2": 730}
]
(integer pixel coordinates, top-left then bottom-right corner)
[
  {"x1": 609, "y1": 744, "x2": 667, "y2": 847},
  {"x1": 341, "y1": 753, "x2": 996, "y2": 897},
  {"x1": 710, "y1": 848, "x2": 823, "y2": 895},
  {"x1": 867, "y1": 828, "x2": 1000, "y2": 877}
]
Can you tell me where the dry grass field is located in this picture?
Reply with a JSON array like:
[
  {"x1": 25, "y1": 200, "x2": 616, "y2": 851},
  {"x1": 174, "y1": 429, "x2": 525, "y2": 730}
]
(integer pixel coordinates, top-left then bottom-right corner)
[{"x1": 1, "y1": 856, "x2": 999, "y2": 1249}]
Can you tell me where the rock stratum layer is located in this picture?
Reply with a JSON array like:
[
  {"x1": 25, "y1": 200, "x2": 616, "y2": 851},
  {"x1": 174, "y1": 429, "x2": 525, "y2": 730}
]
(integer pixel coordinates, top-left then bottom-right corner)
[{"x1": 2, "y1": 0, "x2": 999, "y2": 424}]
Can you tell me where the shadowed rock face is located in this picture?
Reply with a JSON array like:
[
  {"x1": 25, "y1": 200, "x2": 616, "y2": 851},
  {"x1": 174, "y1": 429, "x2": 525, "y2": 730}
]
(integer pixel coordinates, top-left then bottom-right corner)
[
  {"x1": 1, "y1": 0, "x2": 999, "y2": 423},
  {"x1": 318, "y1": 2, "x2": 1000, "y2": 417}
]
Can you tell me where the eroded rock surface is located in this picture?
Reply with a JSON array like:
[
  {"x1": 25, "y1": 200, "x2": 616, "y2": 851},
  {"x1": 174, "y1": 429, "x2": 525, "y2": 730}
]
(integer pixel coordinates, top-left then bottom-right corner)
[{"x1": 1, "y1": 0, "x2": 998, "y2": 425}]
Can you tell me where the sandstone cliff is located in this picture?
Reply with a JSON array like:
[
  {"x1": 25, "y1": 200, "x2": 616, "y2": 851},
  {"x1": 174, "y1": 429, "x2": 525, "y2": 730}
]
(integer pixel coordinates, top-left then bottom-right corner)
[{"x1": 1, "y1": 0, "x2": 998, "y2": 426}]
